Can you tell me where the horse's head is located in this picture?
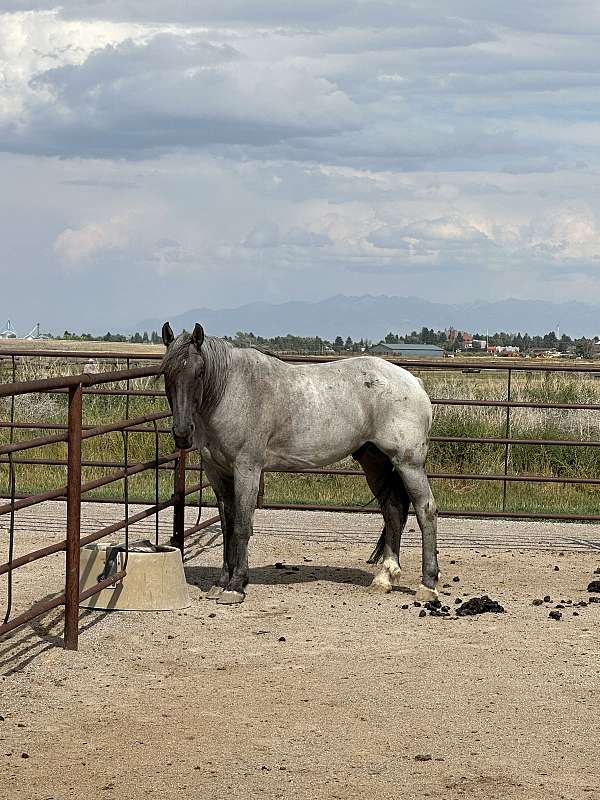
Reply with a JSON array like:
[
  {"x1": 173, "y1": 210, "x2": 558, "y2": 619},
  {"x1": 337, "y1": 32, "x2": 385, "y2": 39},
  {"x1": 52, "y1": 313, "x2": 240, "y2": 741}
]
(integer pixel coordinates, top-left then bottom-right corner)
[{"x1": 161, "y1": 321, "x2": 205, "y2": 450}]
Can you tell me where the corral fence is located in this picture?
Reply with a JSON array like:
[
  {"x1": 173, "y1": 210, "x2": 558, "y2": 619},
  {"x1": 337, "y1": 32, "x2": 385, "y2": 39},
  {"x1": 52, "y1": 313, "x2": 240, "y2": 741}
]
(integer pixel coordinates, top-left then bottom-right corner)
[
  {"x1": 0, "y1": 362, "x2": 219, "y2": 650},
  {"x1": 1, "y1": 346, "x2": 600, "y2": 648}
]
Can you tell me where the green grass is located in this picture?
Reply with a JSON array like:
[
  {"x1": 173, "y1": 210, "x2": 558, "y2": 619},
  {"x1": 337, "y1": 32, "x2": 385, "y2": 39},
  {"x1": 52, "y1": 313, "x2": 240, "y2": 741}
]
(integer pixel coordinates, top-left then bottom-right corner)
[{"x1": 1, "y1": 360, "x2": 600, "y2": 517}]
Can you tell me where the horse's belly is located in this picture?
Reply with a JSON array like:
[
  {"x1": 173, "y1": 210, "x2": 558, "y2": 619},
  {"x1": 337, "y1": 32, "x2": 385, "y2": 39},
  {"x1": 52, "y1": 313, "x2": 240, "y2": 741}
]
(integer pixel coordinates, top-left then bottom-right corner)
[{"x1": 264, "y1": 421, "x2": 367, "y2": 470}]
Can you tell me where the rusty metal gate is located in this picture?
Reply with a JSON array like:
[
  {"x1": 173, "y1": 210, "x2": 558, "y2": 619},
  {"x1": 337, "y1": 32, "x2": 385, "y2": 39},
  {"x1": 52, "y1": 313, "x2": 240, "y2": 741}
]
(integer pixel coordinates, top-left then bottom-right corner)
[{"x1": 0, "y1": 364, "x2": 218, "y2": 649}]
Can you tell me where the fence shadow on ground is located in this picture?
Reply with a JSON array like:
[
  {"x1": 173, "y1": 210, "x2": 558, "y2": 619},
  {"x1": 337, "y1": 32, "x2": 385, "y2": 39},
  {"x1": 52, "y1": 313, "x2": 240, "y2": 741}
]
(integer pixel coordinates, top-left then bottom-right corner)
[{"x1": 0, "y1": 601, "x2": 111, "y2": 675}]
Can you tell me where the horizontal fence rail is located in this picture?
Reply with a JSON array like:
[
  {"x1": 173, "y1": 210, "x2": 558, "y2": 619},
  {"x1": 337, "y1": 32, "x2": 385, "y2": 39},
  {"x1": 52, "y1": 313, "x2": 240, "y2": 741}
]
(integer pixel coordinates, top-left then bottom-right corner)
[{"x1": 2, "y1": 345, "x2": 600, "y2": 647}]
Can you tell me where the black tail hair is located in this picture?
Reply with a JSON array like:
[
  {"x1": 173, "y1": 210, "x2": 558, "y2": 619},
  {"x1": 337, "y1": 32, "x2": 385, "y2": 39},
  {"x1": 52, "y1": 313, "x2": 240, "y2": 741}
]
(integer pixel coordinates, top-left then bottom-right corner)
[
  {"x1": 365, "y1": 467, "x2": 411, "y2": 564},
  {"x1": 367, "y1": 526, "x2": 386, "y2": 564}
]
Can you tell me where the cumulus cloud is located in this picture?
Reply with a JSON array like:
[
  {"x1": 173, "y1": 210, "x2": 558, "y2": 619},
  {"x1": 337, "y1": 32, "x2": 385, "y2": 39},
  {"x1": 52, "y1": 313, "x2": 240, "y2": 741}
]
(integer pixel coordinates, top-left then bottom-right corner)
[
  {"x1": 2, "y1": 4, "x2": 597, "y2": 169},
  {"x1": 365, "y1": 214, "x2": 498, "y2": 267},
  {"x1": 527, "y1": 207, "x2": 600, "y2": 261},
  {"x1": 53, "y1": 215, "x2": 132, "y2": 267},
  {"x1": 366, "y1": 207, "x2": 600, "y2": 272},
  {"x1": 1, "y1": 31, "x2": 360, "y2": 157}
]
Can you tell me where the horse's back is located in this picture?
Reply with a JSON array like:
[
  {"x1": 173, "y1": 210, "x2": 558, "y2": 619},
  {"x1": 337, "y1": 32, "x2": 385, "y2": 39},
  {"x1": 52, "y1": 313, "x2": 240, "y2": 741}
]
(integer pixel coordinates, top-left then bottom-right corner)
[
  {"x1": 285, "y1": 355, "x2": 428, "y2": 407},
  {"x1": 262, "y1": 354, "x2": 431, "y2": 465}
]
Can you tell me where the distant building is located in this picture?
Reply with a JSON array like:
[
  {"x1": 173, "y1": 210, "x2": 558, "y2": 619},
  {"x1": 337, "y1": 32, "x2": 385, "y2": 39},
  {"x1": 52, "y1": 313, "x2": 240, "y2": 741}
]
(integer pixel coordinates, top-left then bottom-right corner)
[{"x1": 369, "y1": 343, "x2": 445, "y2": 359}]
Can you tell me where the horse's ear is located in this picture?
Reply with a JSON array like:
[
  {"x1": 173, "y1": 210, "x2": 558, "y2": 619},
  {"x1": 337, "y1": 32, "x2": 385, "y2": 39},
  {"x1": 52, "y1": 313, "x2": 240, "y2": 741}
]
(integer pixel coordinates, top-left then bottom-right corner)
[
  {"x1": 161, "y1": 322, "x2": 175, "y2": 347},
  {"x1": 191, "y1": 323, "x2": 205, "y2": 351}
]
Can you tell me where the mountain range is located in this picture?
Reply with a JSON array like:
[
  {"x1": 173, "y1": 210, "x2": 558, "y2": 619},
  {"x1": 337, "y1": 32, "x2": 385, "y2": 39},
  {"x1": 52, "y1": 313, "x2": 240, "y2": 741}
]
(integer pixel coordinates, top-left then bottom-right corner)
[{"x1": 135, "y1": 295, "x2": 600, "y2": 341}]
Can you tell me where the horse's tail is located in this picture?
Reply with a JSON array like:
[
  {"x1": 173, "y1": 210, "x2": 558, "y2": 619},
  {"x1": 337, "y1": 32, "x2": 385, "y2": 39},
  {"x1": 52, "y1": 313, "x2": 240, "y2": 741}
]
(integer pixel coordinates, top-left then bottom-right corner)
[
  {"x1": 366, "y1": 468, "x2": 410, "y2": 564},
  {"x1": 367, "y1": 526, "x2": 387, "y2": 564}
]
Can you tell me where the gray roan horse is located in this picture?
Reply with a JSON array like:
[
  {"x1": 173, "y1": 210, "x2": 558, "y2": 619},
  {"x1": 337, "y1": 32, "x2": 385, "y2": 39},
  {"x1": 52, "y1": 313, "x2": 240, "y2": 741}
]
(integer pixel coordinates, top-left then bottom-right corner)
[{"x1": 161, "y1": 322, "x2": 440, "y2": 605}]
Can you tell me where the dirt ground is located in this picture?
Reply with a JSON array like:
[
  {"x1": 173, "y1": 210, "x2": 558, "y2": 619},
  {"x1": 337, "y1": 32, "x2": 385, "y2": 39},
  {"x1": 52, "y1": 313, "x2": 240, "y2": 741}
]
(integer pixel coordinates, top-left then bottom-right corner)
[{"x1": 1, "y1": 506, "x2": 600, "y2": 800}]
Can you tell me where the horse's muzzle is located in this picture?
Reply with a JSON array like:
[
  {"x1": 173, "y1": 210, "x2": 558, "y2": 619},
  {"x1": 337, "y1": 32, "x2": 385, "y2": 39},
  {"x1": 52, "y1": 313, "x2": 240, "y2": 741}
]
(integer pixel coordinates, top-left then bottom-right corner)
[{"x1": 172, "y1": 426, "x2": 193, "y2": 450}]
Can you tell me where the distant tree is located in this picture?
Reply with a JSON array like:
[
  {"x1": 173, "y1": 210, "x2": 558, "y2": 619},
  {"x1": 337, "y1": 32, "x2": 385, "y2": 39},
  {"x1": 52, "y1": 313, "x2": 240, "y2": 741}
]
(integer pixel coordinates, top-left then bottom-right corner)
[
  {"x1": 420, "y1": 326, "x2": 433, "y2": 344},
  {"x1": 345, "y1": 336, "x2": 353, "y2": 350},
  {"x1": 558, "y1": 334, "x2": 572, "y2": 353},
  {"x1": 333, "y1": 336, "x2": 344, "y2": 352},
  {"x1": 575, "y1": 338, "x2": 593, "y2": 358},
  {"x1": 384, "y1": 332, "x2": 399, "y2": 344}
]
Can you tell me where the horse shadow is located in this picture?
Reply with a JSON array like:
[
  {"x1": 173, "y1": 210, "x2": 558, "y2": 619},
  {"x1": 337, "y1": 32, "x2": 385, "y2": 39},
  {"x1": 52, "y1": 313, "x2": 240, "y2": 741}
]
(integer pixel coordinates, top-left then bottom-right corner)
[
  {"x1": 183, "y1": 526, "x2": 375, "y2": 590},
  {"x1": 184, "y1": 562, "x2": 414, "y2": 594}
]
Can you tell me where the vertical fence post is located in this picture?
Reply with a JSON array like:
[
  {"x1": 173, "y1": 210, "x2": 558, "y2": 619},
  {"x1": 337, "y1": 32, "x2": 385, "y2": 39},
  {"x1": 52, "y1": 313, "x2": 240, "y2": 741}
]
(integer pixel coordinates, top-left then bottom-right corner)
[
  {"x1": 502, "y1": 368, "x2": 512, "y2": 512},
  {"x1": 64, "y1": 383, "x2": 82, "y2": 650},
  {"x1": 172, "y1": 449, "x2": 186, "y2": 556},
  {"x1": 3, "y1": 356, "x2": 18, "y2": 626}
]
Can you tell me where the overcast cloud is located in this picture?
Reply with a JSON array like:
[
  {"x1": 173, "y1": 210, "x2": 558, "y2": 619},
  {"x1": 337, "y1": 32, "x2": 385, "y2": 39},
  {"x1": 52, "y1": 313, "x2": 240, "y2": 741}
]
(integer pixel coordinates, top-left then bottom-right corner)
[{"x1": 1, "y1": 2, "x2": 600, "y2": 332}]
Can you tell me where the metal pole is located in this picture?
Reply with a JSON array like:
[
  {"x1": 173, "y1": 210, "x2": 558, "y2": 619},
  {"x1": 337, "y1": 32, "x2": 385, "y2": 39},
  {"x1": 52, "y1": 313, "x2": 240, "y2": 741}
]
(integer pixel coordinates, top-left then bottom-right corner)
[
  {"x1": 502, "y1": 368, "x2": 512, "y2": 512},
  {"x1": 153, "y1": 419, "x2": 160, "y2": 547},
  {"x1": 172, "y1": 449, "x2": 186, "y2": 556},
  {"x1": 64, "y1": 383, "x2": 82, "y2": 650},
  {"x1": 123, "y1": 357, "x2": 131, "y2": 561},
  {"x1": 2, "y1": 356, "x2": 17, "y2": 625}
]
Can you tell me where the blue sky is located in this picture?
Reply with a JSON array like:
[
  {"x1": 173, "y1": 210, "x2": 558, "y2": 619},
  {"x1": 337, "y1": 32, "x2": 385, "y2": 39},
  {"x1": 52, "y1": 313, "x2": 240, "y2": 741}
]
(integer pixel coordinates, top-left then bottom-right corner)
[{"x1": 1, "y1": 2, "x2": 600, "y2": 331}]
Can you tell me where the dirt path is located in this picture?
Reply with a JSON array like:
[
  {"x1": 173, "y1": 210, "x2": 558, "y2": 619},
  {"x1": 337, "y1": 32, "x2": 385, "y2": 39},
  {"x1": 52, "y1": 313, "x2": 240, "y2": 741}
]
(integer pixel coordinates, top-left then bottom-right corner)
[{"x1": 1, "y1": 508, "x2": 600, "y2": 799}]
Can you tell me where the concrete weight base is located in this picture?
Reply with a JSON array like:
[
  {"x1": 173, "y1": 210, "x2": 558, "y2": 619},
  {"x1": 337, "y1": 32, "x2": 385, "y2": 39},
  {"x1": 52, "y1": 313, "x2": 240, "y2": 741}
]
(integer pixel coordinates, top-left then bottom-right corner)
[{"x1": 79, "y1": 542, "x2": 190, "y2": 611}]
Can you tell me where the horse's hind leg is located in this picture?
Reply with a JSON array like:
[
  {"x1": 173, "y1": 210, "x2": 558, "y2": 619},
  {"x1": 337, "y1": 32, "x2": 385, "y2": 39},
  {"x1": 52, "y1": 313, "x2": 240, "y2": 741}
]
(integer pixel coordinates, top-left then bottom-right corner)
[
  {"x1": 217, "y1": 461, "x2": 261, "y2": 605},
  {"x1": 392, "y1": 455, "x2": 440, "y2": 602},
  {"x1": 355, "y1": 444, "x2": 410, "y2": 594}
]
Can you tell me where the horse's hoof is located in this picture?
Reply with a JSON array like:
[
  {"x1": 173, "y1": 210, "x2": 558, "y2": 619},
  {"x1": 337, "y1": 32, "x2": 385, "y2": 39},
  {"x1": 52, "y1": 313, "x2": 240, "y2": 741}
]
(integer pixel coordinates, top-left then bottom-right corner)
[
  {"x1": 216, "y1": 590, "x2": 245, "y2": 605},
  {"x1": 415, "y1": 583, "x2": 439, "y2": 603},
  {"x1": 205, "y1": 585, "x2": 224, "y2": 600},
  {"x1": 368, "y1": 575, "x2": 392, "y2": 594},
  {"x1": 389, "y1": 571, "x2": 404, "y2": 588}
]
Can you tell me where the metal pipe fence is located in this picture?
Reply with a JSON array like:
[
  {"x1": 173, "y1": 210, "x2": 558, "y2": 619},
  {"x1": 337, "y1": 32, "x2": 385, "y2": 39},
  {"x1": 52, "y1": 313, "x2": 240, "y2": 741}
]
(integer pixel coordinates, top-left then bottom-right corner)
[
  {"x1": 0, "y1": 363, "x2": 219, "y2": 649},
  {"x1": 2, "y1": 345, "x2": 600, "y2": 647}
]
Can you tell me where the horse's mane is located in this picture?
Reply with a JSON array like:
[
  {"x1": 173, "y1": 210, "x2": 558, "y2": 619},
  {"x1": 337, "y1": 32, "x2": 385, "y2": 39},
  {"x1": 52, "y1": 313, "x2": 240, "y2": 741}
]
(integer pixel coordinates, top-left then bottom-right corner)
[
  {"x1": 249, "y1": 345, "x2": 285, "y2": 361},
  {"x1": 160, "y1": 334, "x2": 232, "y2": 415}
]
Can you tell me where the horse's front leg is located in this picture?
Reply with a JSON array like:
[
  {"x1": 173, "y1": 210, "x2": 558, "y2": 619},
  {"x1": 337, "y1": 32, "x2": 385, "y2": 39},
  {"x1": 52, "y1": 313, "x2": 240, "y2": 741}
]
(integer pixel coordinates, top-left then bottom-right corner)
[
  {"x1": 217, "y1": 461, "x2": 261, "y2": 605},
  {"x1": 202, "y1": 465, "x2": 235, "y2": 600}
]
